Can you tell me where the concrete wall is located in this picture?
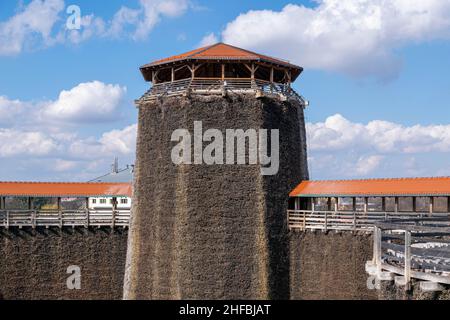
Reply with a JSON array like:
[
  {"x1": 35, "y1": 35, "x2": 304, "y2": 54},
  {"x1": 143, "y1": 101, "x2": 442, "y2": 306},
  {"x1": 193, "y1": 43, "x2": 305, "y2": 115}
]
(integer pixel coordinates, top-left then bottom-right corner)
[
  {"x1": 0, "y1": 227, "x2": 127, "y2": 300},
  {"x1": 124, "y1": 94, "x2": 309, "y2": 300},
  {"x1": 289, "y1": 231, "x2": 378, "y2": 299}
]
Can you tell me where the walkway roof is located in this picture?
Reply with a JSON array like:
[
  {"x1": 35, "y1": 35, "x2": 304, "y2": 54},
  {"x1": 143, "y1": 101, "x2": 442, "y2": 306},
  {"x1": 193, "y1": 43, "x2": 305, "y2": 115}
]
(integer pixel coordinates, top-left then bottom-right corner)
[
  {"x1": 0, "y1": 182, "x2": 132, "y2": 197},
  {"x1": 290, "y1": 177, "x2": 450, "y2": 197},
  {"x1": 140, "y1": 42, "x2": 303, "y2": 81}
]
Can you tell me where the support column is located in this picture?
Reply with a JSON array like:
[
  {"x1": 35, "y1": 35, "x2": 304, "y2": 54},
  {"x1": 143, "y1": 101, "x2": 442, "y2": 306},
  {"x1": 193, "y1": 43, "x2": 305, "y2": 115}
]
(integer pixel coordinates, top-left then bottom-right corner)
[
  {"x1": 0, "y1": 196, "x2": 4, "y2": 210},
  {"x1": 395, "y1": 197, "x2": 399, "y2": 214},
  {"x1": 171, "y1": 67, "x2": 175, "y2": 82},
  {"x1": 448, "y1": 196, "x2": 450, "y2": 214},
  {"x1": 404, "y1": 230, "x2": 411, "y2": 290},
  {"x1": 429, "y1": 196, "x2": 434, "y2": 217},
  {"x1": 412, "y1": 196, "x2": 416, "y2": 213},
  {"x1": 221, "y1": 64, "x2": 225, "y2": 81},
  {"x1": 58, "y1": 197, "x2": 62, "y2": 228}
]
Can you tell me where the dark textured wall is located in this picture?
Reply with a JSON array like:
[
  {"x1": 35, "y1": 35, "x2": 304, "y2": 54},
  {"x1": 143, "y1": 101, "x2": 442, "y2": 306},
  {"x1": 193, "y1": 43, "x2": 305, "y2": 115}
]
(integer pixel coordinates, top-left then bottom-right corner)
[
  {"x1": 124, "y1": 94, "x2": 309, "y2": 299},
  {"x1": 0, "y1": 227, "x2": 127, "y2": 300},
  {"x1": 289, "y1": 231, "x2": 378, "y2": 300}
]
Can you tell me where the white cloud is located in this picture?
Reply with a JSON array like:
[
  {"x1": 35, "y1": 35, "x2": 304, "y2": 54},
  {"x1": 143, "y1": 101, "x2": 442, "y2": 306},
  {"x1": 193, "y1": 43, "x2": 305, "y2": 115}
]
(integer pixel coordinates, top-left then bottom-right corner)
[
  {"x1": 0, "y1": 0, "x2": 190, "y2": 55},
  {"x1": 0, "y1": 96, "x2": 29, "y2": 125},
  {"x1": 105, "y1": 0, "x2": 189, "y2": 40},
  {"x1": 42, "y1": 81, "x2": 126, "y2": 123},
  {"x1": 68, "y1": 124, "x2": 137, "y2": 158},
  {"x1": 307, "y1": 114, "x2": 450, "y2": 154},
  {"x1": 199, "y1": 32, "x2": 218, "y2": 47},
  {"x1": 0, "y1": 129, "x2": 58, "y2": 157},
  {"x1": 355, "y1": 155, "x2": 384, "y2": 175},
  {"x1": 0, "y1": 0, "x2": 64, "y2": 55},
  {"x1": 307, "y1": 114, "x2": 450, "y2": 179},
  {"x1": 221, "y1": 0, "x2": 450, "y2": 79}
]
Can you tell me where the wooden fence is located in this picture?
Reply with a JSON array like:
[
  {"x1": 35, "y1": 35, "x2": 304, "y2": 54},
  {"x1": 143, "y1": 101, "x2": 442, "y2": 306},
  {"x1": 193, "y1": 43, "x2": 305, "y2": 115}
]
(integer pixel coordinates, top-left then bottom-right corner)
[
  {"x1": 0, "y1": 209, "x2": 130, "y2": 229},
  {"x1": 287, "y1": 209, "x2": 449, "y2": 232},
  {"x1": 366, "y1": 217, "x2": 450, "y2": 289},
  {"x1": 137, "y1": 78, "x2": 308, "y2": 105}
]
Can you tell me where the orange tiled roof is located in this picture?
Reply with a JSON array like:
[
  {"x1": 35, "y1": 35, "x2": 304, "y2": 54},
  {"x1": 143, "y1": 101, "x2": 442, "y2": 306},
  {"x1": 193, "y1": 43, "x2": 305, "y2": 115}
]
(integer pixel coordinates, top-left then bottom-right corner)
[
  {"x1": 0, "y1": 182, "x2": 132, "y2": 197},
  {"x1": 290, "y1": 177, "x2": 450, "y2": 197},
  {"x1": 141, "y1": 42, "x2": 302, "y2": 70}
]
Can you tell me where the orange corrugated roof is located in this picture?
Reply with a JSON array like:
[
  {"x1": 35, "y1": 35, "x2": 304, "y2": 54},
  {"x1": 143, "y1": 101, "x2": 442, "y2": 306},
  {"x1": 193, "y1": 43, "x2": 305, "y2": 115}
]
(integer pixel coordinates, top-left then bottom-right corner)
[
  {"x1": 290, "y1": 177, "x2": 450, "y2": 197},
  {"x1": 141, "y1": 43, "x2": 301, "y2": 70},
  {"x1": 0, "y1": 182, "x2": 132, "y2": 197}
]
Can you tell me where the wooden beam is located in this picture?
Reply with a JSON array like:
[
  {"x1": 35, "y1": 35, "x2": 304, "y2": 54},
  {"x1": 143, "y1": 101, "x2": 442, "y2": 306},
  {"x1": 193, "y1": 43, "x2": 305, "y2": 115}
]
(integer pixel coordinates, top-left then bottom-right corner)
[
  {"x1": 374, "y1": 227, "x2": 382, "y2": 274},
  {"x1": 171, "y1": 67, "x2": 175, "y2": 82},
  {"x1": 448, "y1": 196, "x2": 450, "y2": 214},
  {"x1": 404, "y1": 230, "x2": 412, "y2": 290},
  {"x1": 429, "y1": 196, "x2": 434, "y2": 217},
  {"x1": 395, "y1": 197, "x2": 399, "y2": 214},
  {"x1": 221, "y1": 64, "x2": 225, "y2": 81},
  {"x1": 270, "y1": 67, "x2": 274, "y2": 83},
  {"x1": 0, "y1": 196, "x2": 4, "y2": 210}
]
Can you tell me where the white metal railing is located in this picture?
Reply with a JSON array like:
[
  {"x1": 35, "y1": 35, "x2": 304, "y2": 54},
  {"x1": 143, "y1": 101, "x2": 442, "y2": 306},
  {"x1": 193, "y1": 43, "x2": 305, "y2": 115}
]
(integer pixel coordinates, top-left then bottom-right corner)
[
  {"x1": 287, "y1": 209, "x2": 449, "y2": 232},
  {"x1": 0, "y1": 209, "x2": 130, "y2": 229},
  {"x1": 367, "y1": 217, "x2": 450, "y2": 289},
  {"x1": 138, "y1": 78, "x2": 307, "y2": 104}
]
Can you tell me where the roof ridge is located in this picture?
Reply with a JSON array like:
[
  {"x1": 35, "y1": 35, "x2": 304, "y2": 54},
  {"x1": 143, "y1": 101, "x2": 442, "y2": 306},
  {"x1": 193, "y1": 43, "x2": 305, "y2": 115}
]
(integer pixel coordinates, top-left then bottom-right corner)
[
  {"x1": 302, "y1": 176, "x2": 450, "y2": 183},
  {"x1": 0, "y1": 181, "x2": 131, "y2": 185}
]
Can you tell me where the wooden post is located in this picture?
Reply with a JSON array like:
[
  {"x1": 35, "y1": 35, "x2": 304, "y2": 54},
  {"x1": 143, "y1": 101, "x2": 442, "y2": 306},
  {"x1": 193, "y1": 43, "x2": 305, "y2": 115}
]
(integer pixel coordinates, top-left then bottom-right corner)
[
  {"x1": 221, "y1": 64, "x2": 225, "y2": 81},
  {"x1": 382, "y1": 197, "x2": 387, "y2": 220},
  {"x1": 327, "y1": 197, "x2": 332, "y2": 212},
  {"x1": 191, "y1": 64, "x2": 196, "y2": 79},
  {"x1": 429, "y1": 196, "x2": 434, "y2": 217},
  {"x1": 412, "y1": 196, "x2": 416, "y2": 213},
  {"x1": 324, "y1": 210, "x2": 328, "y2": 233},
  {"x1": 0, "y1": 196, "x2": 3, "y2": 210},
  {"x1": 57, "y1": 197, "x2": 62, "y2": 228},
  {"x1": 294, "y1": 197, "x2": 300, "y2": 210},
  {"x1": 374, "y1": 227, "x2": 382, "y2": 275},
  {"x1": 312, "y1": 198, "x2": 316, "y2": 213},
  {"x1": 171, "y1": 67, "x2": 175, "y2": 83},
  {"x1": 270, "y1": 67, "x2": 274, "y2": 93},
  {"x1": 334, "y1": 197, "x2": 338, "y2": 214},
  {"x1": 352, "y1": 197, "x2": 357, "y2": 230},
  {"x1": 395, "y1": 197, "x2": 399, "y2": 214},
  {"x1": 111, "y1": 197, "x2": 117, "y2": 228},
  {"x1": 6, "y1": 210, "x2": 9, "y2": 229},
  {"x1": 86, "y1": 197, "x2": 90, "y2": 228},
  {"x1": 404, "y1": 230, "x2": 411, "y2": 290},
  {"x1": 448, "y1": 196, "x2": 450, "y2": 214},
  {"x1": 364, "y1": 197, "x2": 368, "y2": 214}
]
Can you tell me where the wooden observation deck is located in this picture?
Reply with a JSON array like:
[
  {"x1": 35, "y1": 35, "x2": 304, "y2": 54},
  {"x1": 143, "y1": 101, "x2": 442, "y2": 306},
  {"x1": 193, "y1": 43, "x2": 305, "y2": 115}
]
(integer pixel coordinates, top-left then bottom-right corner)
[{"x1": 136, "y1": 43, "x2": 308, "y2": 105}]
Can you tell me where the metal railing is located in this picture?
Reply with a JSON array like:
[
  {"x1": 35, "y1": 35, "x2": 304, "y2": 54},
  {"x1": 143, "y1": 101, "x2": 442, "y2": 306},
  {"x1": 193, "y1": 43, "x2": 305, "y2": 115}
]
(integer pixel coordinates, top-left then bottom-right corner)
[
  {"x1": 137, "y1": 78, "x2": 308, "y2": 105},
  {"x1": 366, "y1": 217, "x2": 450, "y2": 289},
  {"x1": 0, "y1": 209, "x2": 130, "y2": 229},
  {"x1": 287, "y1": 209, "x2": 449, "y2": 232}
]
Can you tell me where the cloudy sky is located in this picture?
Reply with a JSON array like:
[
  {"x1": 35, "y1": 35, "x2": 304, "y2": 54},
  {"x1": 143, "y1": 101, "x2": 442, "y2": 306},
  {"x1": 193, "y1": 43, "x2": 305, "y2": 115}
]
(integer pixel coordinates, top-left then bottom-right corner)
[{"x1": 0, "y1": 0, "x2": 449, "y2": 181}]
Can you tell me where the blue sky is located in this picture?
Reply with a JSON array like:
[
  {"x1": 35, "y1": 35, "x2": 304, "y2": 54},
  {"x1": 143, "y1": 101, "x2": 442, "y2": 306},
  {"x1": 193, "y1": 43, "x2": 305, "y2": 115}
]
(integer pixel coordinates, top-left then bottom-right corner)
[{"x1": 0, "y1": 0, "x2": 449, "y2": 181}]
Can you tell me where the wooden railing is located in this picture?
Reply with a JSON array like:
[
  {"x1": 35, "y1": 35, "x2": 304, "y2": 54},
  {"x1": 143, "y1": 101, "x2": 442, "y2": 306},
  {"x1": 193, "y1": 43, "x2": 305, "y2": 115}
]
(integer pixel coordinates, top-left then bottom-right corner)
[
  {"x1": 366, "y1": 217, "x2": 450, "y2": 289},
  {"x1": 137, "y1": 78, "x2": 308, "y2": 105},
  {"x1": 287, "y1": 209, "x2": 449, "y2": 232},
  {"x1": 0, "y1": 209, "x2": 130, "y2": 229}
]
